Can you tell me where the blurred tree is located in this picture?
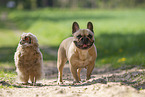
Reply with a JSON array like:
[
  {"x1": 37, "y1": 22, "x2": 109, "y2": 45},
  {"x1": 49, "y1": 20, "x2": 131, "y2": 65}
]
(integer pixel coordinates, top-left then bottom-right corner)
[
  {"x1": 91, "y1": 0, "x2": 96, "y2": 8},
  {"x1": 42, "y1": 0, "x2": 54, "y2": 7},
  {"x1": 17, "y1": 0, "x2": 24, "y2": 10},
  {"x1": 42, "y1": 0, "x2": 48, "y2": 7},
  {"x1": 0, "y1": 0, "x2": 145, "y2": 9},
  {"x1": 48, "y1": 0, "x2": 54, "y2": 7},
  {"x1": 71, "y1": 0, "x2": 78, "y2": 8},
  {"x1": 30, "y1": 0, "x2": 37, "y2": 9},
  {"x1": 57, "y1": 0, "x2": 69, "y2": 8},
  {"x1": 0, "y1": 0, "x2": 7, "y2": 7}
]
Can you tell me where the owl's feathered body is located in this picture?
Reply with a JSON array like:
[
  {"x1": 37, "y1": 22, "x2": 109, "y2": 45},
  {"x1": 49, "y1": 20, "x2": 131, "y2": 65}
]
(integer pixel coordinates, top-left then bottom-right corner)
[{"x1": 14, "y1": 33, "x2": 43, "y2": 84}]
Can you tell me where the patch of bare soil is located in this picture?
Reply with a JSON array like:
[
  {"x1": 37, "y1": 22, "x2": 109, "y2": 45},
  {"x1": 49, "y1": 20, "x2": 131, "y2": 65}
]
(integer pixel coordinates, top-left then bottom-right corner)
[{"x1": 1, "y1": 61, "x2": 145, "y2": 97}]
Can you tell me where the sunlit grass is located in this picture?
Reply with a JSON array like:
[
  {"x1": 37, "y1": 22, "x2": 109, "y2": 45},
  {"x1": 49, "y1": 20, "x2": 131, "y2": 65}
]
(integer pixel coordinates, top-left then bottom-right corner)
[
  {"x1": 0, "y1": 69, "x2": 16, "y2": 88},
  {"x1": 7, "y1": 8, "x2": 145, "y2": 46},
  {"x1": 96, "y1": 52, "x2": 145, "y2": 69},
  {"x1": 0, "y1": 30, "x2": 19, "y2": 47},
  {"x1": 0, "y1": 70, "x2": 16, "y2": 80}
]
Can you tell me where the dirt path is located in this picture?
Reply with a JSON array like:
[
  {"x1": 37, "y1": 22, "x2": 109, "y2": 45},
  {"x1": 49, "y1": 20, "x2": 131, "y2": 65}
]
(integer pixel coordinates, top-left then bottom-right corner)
[{"x1": 1, "y1": 61, "x2": 145, "y2": 97}]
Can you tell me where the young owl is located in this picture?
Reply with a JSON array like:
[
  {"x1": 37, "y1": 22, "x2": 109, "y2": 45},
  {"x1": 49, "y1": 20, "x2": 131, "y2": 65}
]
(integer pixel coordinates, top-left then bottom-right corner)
[{"x1": 14, "y1": 33, "x2": 43, "y2": 84}]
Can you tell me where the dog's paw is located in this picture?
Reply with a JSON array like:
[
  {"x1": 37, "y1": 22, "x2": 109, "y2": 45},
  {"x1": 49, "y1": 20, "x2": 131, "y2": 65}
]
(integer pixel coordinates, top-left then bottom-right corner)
[
  {"x1": 72, "y1": 81, "x2": 82, "y2": 85},
  {"x1": 73, "y1": 81, "x2": 80, "y2": 84},
  {"x1": 86, "y1": 77, "x2": 91, "y2": 81}
]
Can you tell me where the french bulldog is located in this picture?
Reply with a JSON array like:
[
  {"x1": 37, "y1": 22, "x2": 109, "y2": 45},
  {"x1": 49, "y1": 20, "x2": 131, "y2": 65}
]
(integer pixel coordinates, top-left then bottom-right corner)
[{"x1": 57, "y1": 22, "x2": 97, "y2": 84}]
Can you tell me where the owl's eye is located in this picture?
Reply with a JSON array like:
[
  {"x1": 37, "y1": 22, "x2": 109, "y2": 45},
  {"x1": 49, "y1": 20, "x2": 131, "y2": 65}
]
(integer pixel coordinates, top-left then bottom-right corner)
[
  {"x1": 25, "y1": 36, "x2": 29, "y2": 41},
  {"x1": 88, "y1": 34, "x2": 92, "y2": 39},
  {"x1": 77, "y1": 34, "x2": 82, "y2": 39}
]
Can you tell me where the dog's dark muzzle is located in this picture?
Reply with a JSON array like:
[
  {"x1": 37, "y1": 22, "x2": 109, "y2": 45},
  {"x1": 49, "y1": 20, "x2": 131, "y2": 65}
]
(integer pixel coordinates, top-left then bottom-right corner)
[
  {"x1": 81, "y1": 37, "x2": 88, "y2": 44},
  {"x1": 74, "y1": 37, "x2": 94, "y2": 50}
]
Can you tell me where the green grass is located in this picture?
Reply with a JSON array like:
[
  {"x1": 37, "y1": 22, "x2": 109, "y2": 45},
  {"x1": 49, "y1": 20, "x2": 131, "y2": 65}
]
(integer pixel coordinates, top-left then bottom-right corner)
[
  {"x1": 0, "y1": 70, "x2": 16, "y2": 82},
  {"x1": 0, "y1": 70, "x2": 16, "y2": 88},
  {"x1": 0, "y1": 30, "x2": 19, "y2": 47},
  {"x1": 7, "y1": 9, "x2": 145, "y2": 45},
  {"x1": 0, "y1": 8, "x2": 145, "y2": 69}
]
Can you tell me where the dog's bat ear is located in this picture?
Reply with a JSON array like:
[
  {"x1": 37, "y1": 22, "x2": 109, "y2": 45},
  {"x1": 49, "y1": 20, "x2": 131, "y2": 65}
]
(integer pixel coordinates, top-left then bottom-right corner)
[
  {"x1": 87, "y1": 22, "x2": 94, "y2": 33},
  {"x1": 72, "y1": 22, "x2": 80, "y2": 34}
]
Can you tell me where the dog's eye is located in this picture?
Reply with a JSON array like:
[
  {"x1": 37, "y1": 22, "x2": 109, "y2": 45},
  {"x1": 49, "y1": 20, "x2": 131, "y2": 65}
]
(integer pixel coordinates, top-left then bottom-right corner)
[
  {"x1": 88, "y1": 34, "x2": 92, "y2": 39},
  {"x1": 77, "y1": 35, "x2": 82, "y2": 39}
]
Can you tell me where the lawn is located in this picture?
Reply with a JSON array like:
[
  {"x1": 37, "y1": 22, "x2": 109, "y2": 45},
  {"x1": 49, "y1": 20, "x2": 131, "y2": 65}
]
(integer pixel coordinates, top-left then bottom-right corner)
[{"x1": 0, "y1": 8, "x2": 145, "y2": 71}]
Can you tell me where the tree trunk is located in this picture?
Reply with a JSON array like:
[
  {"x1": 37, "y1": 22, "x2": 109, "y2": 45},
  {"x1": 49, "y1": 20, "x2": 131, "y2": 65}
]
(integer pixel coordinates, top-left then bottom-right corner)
[
  {"x1": 30, "y1": 0, "x2": 37, "y2": 9},
  {"x1": 17, "y1": 0, "x2": 24, "y2": 10}
]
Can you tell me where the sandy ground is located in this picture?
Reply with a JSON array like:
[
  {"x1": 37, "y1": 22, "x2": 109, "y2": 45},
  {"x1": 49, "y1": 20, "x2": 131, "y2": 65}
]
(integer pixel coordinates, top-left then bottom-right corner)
[{"x1": 1, "y1": 61, "x2": 145, "y2": 97}]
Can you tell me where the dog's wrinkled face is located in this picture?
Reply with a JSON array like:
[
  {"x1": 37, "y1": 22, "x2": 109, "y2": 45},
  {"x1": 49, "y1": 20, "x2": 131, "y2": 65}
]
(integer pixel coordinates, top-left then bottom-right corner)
[
  {"x1": 20, "y1": 36, "x2": 31, "y2": 45},
  {"x1": 72, "y1": 22, "x2": 94, "y2": 50}
]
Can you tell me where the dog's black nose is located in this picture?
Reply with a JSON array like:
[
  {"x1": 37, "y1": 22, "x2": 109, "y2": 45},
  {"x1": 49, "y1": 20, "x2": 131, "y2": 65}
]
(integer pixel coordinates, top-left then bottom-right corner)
[{"x1": 82, "y1": 37, "x2": 88, "y2": 44}]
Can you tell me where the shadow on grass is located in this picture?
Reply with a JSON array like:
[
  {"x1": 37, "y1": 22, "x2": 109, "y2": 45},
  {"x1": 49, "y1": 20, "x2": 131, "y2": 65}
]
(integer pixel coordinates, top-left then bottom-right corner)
[
  {"x1": 0, "y1": 46, "x2": 58, "y2": 63},
  {"x1": 95, "y1": 32, "x2": 145, "y2": 67},
  {"x1": 0, "y1": 80, "x2": 27, "y2": 88},
  {"x1": 40, "y1": 46, "x2": 58, "y2": 61},
  {"x1": 96, "y1": 33, "x2": 145, "y2": 58},
  {"x1": 0, "y1": 47, "x2": 16, "y2": 63},
  {"x1": 0, "y1": 32, "x2": 145, "y2": 66}
]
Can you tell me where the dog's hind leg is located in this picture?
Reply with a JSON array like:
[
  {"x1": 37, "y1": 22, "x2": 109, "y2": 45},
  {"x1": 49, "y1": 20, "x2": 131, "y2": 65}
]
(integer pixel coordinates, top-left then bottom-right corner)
[
  {"x1": 57, "y1": 60, "x2": 67, "y2": 84},
  {"x1": 57, "y1": 47, "x2": 67, "y2": 84}
]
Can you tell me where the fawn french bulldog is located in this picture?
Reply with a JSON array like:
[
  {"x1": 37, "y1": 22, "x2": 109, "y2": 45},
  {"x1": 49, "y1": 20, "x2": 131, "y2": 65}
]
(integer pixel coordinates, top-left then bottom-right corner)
[{"x1": 57, "y1": 22, "x2": 97, "y2": 84}]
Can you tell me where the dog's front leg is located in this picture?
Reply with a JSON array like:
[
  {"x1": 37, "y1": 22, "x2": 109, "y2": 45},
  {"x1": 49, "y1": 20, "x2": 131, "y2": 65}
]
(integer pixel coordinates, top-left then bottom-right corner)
[
  {"x1": 86, "y1": 62, "x2": 95, "y2": 80},
  {"x1": 77, "y1": 68, "x2": 82, "y2": 81},
  {"x1": 70, "y1": 64, "x2": 80, "y2": 83}
]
